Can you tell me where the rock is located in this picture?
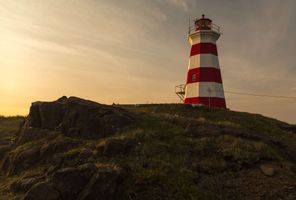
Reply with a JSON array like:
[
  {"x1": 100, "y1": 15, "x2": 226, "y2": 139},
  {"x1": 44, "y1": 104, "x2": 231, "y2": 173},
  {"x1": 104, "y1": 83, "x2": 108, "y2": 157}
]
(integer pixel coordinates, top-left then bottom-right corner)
[
  {"x1": 77, "y1": 165, "x2": 129, "y2": 200},
  {"x1": 58, "y1": 148, "x2": 95, "y2": 168},
  {"x1": 5, "y1": 147, "x2": 41, "y2": 175},
  {"x1": 49, "y1": 163, "x2": 130, "y2": 200},
  {"x1": 22, "y1": 96, "x2": 135, "y2": 138},
  {"x1": 103, "y1": 139, "x2": 125, "y2": 156},
  {"x1": 0, "y1": 145, "x2": 11, "y2": 160},
  {"x1": 51, "y1": 163, "x2": 97, "y2": 199},
  {"x1": 3, "y1": 136, "x2": 79, "y2": 175},
  {"x1": 24, "y1": 182, "x2": 60, "y2": 200},
  {"x1": 25, "y1": 97, "x2": 66, "y2": 130},
  {"x1": 17, "y1": 127, "x2": 56, "y2": 144},
  {"x1": 49, "y1": 148, "x2": 95, "y2": 170},
  {"x1": 79, "y1": 148, "x2": 94, "y2": 160},
  {"x1": 39, "y1": 136, "x2": 79, "y2": 161},
  {"x1": 10, "y1": 176, "x2": 44, "y2": 193},
  {"x1": 260, "y1": 164, "x2": 276, "y2": 176}
]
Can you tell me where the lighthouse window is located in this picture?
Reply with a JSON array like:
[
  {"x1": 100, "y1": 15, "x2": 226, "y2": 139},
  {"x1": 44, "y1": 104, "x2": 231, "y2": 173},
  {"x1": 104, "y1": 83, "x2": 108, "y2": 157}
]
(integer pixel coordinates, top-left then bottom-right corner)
[{"x1": 192, "y1": 74, "x2": 197, "y2": 81}]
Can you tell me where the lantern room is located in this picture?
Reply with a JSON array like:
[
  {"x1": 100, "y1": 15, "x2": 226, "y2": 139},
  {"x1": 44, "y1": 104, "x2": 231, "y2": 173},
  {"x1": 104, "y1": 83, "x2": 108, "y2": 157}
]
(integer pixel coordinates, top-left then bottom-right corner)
[{"x1": 194, "y1": 14, "x2": 212, "y2": 31}]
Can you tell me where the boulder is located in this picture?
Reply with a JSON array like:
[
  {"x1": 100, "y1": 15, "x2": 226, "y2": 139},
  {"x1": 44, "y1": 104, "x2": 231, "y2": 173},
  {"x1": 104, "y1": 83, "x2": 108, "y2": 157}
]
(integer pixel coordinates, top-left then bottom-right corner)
[
  {"x1": 6, "y1": 147, "x2": 41, "y2": 175},
  {"x1": 27, "y1": 101, "x2": 66, "y2": 130},
  {"x1": 24, "y1": 182, "x2": 60, "y2": 200},
  {"x1": 49, "y1": 163, "x2": 130, "y2": 200},
  {"x1": 10, "y1": 176, "x2": 44, "y2": 193},
  {"x1": 51, "y1": 163, "x2": 97, "y2": 199},
  {"x1": 77, "y1": 165, "x2": 130, "y2": 200},
  {"x1": 57, "y1": 148, "x2": 95, "y2": 168},
  {"x1": 17, "y1": 127, "x2": 56, "y2": 144},
  {"x1": 1, "y1": 136, "x2": 79, "y2": 175},
  {"x1": 260, "y1": 164, "x2": 276, "y2": 176},
  {"x1": 22, "y1": 96, "x2": 135, "y2": 138},
  {"x1": 78, "y1": 148, "x2": 94, "y2": 161},
  {"x1": 39, "y1": 136, "x2": 79, "y2": 160}
]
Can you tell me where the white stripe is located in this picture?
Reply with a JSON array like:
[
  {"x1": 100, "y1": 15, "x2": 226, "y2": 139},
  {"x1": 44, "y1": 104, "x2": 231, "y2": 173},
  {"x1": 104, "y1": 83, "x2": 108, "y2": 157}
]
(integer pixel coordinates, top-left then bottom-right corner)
[
  {"x1": 188, "y1": 31, "x2": 220, "y2": 45},
  {"x1": 185, "y1": 82, "x2": 225, "y2": 99},
  {"x1": 188, "y1": 54, "x2": 220, "y2": 70}
]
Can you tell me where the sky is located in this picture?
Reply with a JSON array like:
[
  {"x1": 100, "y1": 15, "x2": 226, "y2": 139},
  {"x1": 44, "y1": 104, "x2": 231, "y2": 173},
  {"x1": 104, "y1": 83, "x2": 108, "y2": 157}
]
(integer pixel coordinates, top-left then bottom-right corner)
[{"x1": 0, "y1": 0, "x2": 295, "y2": 123}]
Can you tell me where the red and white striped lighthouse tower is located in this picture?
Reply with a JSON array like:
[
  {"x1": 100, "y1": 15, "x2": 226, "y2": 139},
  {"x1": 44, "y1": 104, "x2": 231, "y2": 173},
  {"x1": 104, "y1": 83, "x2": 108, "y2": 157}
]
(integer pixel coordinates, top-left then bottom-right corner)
[{"x1": 184, "y1": 15, "x2": 226, "y2": 108}]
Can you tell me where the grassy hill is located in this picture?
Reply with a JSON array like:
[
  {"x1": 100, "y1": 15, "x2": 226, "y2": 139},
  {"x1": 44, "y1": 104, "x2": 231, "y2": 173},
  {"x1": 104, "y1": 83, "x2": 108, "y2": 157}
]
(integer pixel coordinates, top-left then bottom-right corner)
[{"x1": 0, "y1": 101, "x2": 295, "y2": 200}]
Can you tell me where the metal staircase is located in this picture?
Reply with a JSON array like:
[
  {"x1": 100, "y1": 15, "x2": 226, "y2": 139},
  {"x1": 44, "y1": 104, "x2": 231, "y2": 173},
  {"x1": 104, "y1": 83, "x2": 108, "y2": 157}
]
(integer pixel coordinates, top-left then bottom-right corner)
[{"x1": 175, "y1": 84, "x2": 186, "y2": 102}]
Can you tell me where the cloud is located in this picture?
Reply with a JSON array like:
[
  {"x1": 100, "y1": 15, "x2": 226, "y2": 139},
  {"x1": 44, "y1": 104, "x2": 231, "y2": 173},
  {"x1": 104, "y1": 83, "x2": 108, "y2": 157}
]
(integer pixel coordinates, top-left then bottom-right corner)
[
  {"x1": 0, "y1": 0, "x2": 295, "y2": 123},
  {"x1": 165, "y1": 0, "x2": 190, "y2": 11}
]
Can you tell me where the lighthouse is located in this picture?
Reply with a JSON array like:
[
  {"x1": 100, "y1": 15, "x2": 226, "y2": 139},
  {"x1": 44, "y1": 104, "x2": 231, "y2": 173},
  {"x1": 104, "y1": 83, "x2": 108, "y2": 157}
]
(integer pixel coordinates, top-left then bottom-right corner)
[{"x1": 176, "y1": 15, "x2": 226, "y2": 109}]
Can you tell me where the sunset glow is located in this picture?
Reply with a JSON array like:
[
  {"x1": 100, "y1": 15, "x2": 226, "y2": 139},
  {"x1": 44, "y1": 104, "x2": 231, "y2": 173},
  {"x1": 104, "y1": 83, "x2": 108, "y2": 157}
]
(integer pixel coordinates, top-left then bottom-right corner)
[{"x1": 0, "y1": 0, "x2": 295, "y2": 123}]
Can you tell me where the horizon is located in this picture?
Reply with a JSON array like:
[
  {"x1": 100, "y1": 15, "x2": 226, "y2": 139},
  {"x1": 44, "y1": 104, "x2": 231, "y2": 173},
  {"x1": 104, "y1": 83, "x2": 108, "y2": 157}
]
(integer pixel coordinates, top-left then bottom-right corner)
[{"x1": 1, "y1": 0, "x2": 296, "y2": 124}]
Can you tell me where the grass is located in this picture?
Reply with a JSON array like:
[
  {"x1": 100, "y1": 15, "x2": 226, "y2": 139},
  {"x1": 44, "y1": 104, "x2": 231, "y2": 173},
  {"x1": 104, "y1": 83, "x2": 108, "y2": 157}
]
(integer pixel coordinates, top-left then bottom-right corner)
[
  {"x1": 0, "y1": 175, "x2": 19, "y2": 200},
  {"x1": 0, "y1": 116, "x2": 24, "y2": 142},
  {"x1": 0, "y1": 105, "x2": 296, "y2": 199},
  {"x1": 118, "y1": 104, "x2": 296, "y2": 199}
]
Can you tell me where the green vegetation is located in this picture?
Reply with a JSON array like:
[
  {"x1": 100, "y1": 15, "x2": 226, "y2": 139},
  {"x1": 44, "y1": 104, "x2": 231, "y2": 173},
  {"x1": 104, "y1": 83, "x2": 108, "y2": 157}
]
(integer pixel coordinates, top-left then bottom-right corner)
[
  {"x1": 0, "y1": 105, "x2": 296, "y2": 199},
  {"x1": 0, "y1": 116, "x2": 24, "y2": 141}
]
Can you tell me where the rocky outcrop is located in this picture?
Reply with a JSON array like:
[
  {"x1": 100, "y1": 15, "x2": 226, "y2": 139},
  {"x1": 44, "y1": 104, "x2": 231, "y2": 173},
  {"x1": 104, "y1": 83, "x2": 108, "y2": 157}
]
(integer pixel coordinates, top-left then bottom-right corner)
[
  {"x1": 1, "y1": 101, "x2": 296, "y2": 200},
  {"x1": 10, "y1": 175, "x2": 45, "y2": 194},
  {"x1": 22, "y1": 163, "x2": 129, "y2": 200},
  {"x1": 51, "y1": 163, "x2": 97, "y2": 199},
  {"x1": 0, "y1": 136, "x2": 80, "y2": 175},
  {"x1": 0, "y1": 97, "x2": 136, "y2": 198},
  {"x1": 24, "y1": 182, "x2": 61, "y2": 200},
  {"x1": 21, "y1": 96, "x2": 135, "y2": 139}
]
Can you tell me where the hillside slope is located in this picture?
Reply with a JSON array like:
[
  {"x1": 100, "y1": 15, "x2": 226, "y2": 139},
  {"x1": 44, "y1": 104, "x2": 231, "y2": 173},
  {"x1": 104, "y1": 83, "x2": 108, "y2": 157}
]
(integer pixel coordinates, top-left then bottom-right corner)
[{"x1": 0, "y1": 97, "x2": 295, "y2": 200}]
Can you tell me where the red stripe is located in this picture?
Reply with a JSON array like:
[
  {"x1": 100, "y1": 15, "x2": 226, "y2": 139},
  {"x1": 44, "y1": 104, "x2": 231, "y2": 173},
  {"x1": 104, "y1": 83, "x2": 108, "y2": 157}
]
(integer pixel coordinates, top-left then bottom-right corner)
[
  {"x1": 190, "y1": 43, "x2": 217, "y2": 56},
  {"x1": 184, "y1": 97, "x2": 226, "y2": 108},
  {"x1": 186, "y1": 68, "x2": 222, "y2": 84}
]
